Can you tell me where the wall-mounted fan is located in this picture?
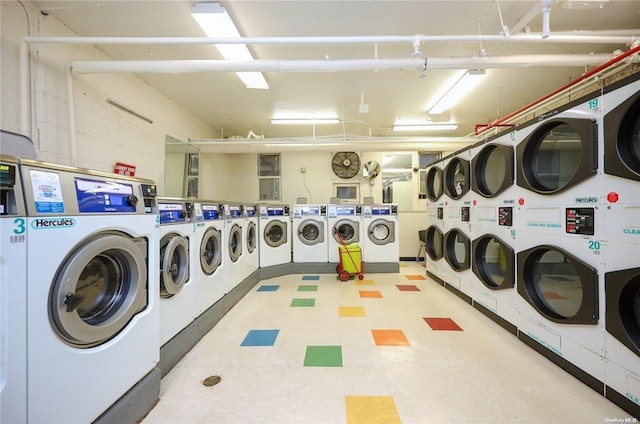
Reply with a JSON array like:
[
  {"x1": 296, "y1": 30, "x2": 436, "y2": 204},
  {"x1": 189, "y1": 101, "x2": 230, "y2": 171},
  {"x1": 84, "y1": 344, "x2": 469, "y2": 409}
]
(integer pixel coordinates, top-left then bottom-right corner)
[{"x1": 332, "y1": 152, "x2": 360, "y2": 179}]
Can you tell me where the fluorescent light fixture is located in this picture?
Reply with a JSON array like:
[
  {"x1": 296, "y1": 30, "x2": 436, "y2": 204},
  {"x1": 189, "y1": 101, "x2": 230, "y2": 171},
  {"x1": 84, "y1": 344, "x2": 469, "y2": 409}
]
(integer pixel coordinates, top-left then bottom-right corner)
[
  {"x1": 271, "y1": 119, "x2": 340, "y2": 125},
  {"x1": 392, "y1": 123, "x2": 458, "y2": 132},
  {"x1": 191, "y1": 2, "x2": 268, "y2": 89},
  {"x1": 427, "y1": 69, "x2": 486, "y2": 114}
]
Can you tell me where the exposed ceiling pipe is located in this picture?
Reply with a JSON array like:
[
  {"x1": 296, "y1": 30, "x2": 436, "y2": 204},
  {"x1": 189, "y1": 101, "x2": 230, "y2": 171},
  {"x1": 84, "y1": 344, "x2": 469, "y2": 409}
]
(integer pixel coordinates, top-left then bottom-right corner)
[
  {"x1": 509, "y1": 2, "x2": 543, "y2": 35},
  {"x1": 540, "y1": 1, "x2": 557, "y2": 39},
  {"x1": 69, "y1": 54, "x2": 615, "y2": 75}
]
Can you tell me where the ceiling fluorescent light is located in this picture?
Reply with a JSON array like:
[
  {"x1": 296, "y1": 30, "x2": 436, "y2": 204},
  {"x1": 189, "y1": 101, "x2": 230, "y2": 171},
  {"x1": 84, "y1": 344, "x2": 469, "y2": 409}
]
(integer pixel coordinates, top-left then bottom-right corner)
[
  {"x1": 392, "y1": 123, "x2": 458, "y2": 132},
  {"x1": 428, "y1": 69, "x2": 486, "y2": 115},
  {"x1": 271, "y1": 119, "x2": 340, "y2": 125},
  {"x1": 191, "y1": 2, "x2": 268, "y2": 89}
]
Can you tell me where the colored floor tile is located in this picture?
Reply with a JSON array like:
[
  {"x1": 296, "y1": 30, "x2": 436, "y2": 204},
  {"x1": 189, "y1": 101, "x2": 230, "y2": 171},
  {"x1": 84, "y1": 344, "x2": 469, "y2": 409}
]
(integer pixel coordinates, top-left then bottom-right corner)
[
  {"x1": 339, "y1": 306, "x2": 366, "y2": 317},
  {"x1": 404, "y1": 274, "x2": 426, "y2": 281},
  {"x1": 371, "y1": 329, "x2": 410, "y2": 346},
  {"x1": 304, "y1": 346, "x2": 343, "y2": 367},
  {"x1": 345, "y1": 396, "x2": 401, "y2": 424},
  {"x1": 423, "y1": 317, "x2": 463, "y2": 331},
  {"x1": 356, "y1": 279, "x2": 375, "y2": 286},
  {"x1": 359, "y1": 290, "x2": 383, "y2": 299},
  {"x1": 291, "y1": 298, "x2": 316, "y2": 307},
  {"x1": 298, "y1": 285, "x2": 318, "y2": 292},
  {"x1": 301, "y1": 275, "x2": 320, "y2": 281},
  {"x1": 256, "y1": 285, "x2": 279, "y2": 292},
  {"x1": 240, "y1": 329, "x2": 279, "y2": 346},
  {"x1": 396, "y1": 284, "x2": 420, "y2": 291}
]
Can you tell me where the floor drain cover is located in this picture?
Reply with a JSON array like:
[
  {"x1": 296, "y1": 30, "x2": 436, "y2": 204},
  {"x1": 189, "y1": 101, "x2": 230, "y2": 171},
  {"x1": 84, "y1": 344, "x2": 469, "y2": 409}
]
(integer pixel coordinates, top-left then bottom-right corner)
[{"x1": 203, "y1": 375, "x2": 222, "y2": 387}]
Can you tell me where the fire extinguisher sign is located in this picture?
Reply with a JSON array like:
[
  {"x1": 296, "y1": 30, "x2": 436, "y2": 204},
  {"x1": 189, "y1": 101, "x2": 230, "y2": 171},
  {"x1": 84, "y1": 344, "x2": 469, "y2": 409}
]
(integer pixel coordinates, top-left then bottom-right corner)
[{"x1": 114, "y1": 162, "x2": 136, "y2": 176}]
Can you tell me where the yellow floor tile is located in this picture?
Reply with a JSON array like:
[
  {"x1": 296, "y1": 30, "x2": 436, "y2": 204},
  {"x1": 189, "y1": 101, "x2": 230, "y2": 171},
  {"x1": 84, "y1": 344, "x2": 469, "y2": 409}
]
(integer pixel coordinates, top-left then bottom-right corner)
[
  {"x1": 356, "y1": 279, "x2": 375, "y2": 286},
  {"x1": 359, "y1": 290, "x2": 383, "y2": 298},
  {"x1": 345, "y1": 396, "x2": 401, "y2": 424},
  {"x1": 339, "y1": 306, "x2": 366, "y2": 317}
]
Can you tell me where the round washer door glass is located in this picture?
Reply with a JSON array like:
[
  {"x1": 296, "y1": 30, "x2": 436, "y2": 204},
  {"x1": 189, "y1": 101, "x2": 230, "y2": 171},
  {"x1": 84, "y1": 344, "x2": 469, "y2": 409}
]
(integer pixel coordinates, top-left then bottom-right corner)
[
  {"x1": 264, "y1": 221, "x2": 287, "y2": 247},
  {"x1": 471, "y1": 144, "x2": 514, "y2": 198},
  {"x1": 160, "y1": 234, "x2": 190, "y2": 297},
  {"x1": 246, "y1": 222, "x2": 257, "y2": 253},
  {"x1": 604, "y1": 91, "x2": 640, "y2": 181},
  {"x1": 443, "y1": 229, "x2": 470, "y2": 271},
  {"x1": 299, "y1": 220, "x2": 323, "y2": 246},
  {"x1": 228, "y1": 224, "x2": 242, "y2": 262},
  {"x1": 368, "y1": 220, "x2": 394, "y2": 245},
  {"x1": 426, "y1": 167, "x2": 443, "y2": 201},
  {"x1": 472, "y1": 235, "x2": 514, "y2": 290},
  {"x1": 50, "y1": 233, "x2": 148, "y2": 348},
  {"x1": 443, "y1": 158, "x2": 470, "y2": 199},
  {"x1": 200, "y1": 227, "x2": 222, "y2": 275},
  {"x1": 605, "y1": 269, "x2": 640, "y2": 358},
  {"x1": 425, "y1": 226, "x2": 443, "y2": 260},
  {"x1": 333, "y1": 220, "x2": 359, "y2": 244}
]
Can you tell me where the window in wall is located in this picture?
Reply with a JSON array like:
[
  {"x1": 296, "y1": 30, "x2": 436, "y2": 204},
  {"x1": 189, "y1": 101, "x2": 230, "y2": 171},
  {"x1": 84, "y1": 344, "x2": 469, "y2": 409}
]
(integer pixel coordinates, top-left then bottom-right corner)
[
  {"x1": 258, "y1": 154, "x2": 281, "y2": 200},
  {"x1": 381, "y1": 153, "x2": 413, "y2": 208},
  {"x1": 334, "y1": 183, "x2": 360, "y2": 203},
  {"x1": 185, "y1": 153, "x2": 199, "y2": 198},
  {"x1": 418, "y1": 152, "x2": 441, "y2": 198}
]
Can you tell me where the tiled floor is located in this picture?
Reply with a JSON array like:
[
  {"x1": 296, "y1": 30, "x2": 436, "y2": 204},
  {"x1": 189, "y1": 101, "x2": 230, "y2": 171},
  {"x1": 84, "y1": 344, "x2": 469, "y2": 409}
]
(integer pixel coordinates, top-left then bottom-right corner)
[{"x1": 142, "y1": 262, "x2": 629, "y2": 423}]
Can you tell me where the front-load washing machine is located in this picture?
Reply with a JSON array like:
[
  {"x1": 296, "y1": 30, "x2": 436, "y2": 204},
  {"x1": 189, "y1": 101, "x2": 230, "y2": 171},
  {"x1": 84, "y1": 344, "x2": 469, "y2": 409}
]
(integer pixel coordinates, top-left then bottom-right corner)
[
  {"x1": 157, "y1": 197, "x2": 195, "y2": 346},
  {"x1": 516, "y1": 231, "x2": 606, "y2": 392},
  {"x1": 0, "y1": 155, "x2": 28, "y2": 424},
  {"x1": 20, "y1": 159, "x2": 159, "y2": 424},
  {"x1": 292, "y1": 204, "x2": 328, "y2": 263},
  {"x1": 328, "y1": 204, "x2": 363, "y2": 264},
  {"x1": 362, "y1": 204, "x2": 399, "y2": 263},
  {"x1": 238, "y1": 203, "x2": 259, "y2": 281},
  {"x1": 224, "y1": 202, "x2": 244, "y2": 292},
  {"x1": 259, "y1": 204, "x2": 291, "y2": 267},
  {"x1": 192, "y1": 200, "x2": 225, "y2": 316}
]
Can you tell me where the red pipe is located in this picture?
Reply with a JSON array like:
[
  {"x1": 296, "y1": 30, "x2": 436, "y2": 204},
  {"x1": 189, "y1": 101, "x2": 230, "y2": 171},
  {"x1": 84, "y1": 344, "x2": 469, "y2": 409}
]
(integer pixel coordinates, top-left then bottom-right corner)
[
  {"x1": 474, "y1": 123, "x2": 515, "y2": 134},
  {"x1": 475, "y1": 44, "x2": 640, "y2": 136}
]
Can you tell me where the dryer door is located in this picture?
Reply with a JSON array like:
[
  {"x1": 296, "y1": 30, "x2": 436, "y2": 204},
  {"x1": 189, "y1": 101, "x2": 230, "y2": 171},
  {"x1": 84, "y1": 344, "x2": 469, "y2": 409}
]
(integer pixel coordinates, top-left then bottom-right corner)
[
  {"x1": 425, "y1": 225, "x2": 444, "y2": 260},
  {"x1": 298, "y1": 220, "x2": 324, "y2": 246},
  {"x1": 160, "y1": 233, "x2": 190, "y2": 298},
  {"x1": 333, "y1": 220, "x2": 359, "y2": 244},
  {"x1": 367, "y1": 219, "x2": 395, "y2": 245},
  {"x1": 605, "y1": 268, "x2": 640, "y2": 359},
  {"x1": 200, "y1": 227, "x2": 222, "y2": 275},
  {"x1": 228, "y1": 223, "x2": 243, "y2": 262},
  {"x1": 471, "y1": 144, "x2": 514, "y2": 198},
  {"x1": 443, "y1": 228, "x2": 470, "y2": 271},
  {"x1": 443, "y1": 158, "x2": 470, "y2": 200},
  {"x1": 472, "y1": 235, "x2": 515, "y2": 290},
  {"x1": 604, "y1": 89, "x2": 640, "y2": 181},
  {"x1": 516, "y1": 118, "x2": 597, "y2": 194},
  {"x1": 246, "y1": 221, "x2": 257, "y2": 253},
  {"x1": 517, "y1": 245, "x2": 598, "y2": 324},
  {"x1": 425, "y1": 166, "x2": 444, "y2": 201},
  {"x1": 264, "y1": 220, "x2": 288, "y2": 248},
  {"x1": 49, "y1": 232, "x2": 148, "y2": 348}
]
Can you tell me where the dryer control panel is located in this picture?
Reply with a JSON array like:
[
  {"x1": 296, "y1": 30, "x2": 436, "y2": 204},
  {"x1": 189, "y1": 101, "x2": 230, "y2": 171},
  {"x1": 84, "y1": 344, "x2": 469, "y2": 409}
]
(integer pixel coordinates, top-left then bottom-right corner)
[
  {"x1": 498, "y1": 207, "x2": 513, "y2": 226},
  {"x1": 566, "y1": 208, "x2": 595, "y2": 235}
]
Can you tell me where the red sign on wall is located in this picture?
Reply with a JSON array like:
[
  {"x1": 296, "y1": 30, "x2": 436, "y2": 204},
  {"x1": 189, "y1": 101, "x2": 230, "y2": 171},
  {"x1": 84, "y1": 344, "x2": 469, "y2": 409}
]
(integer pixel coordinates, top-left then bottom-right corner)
[{"x1": 114, "y1": 162, "x2": 136, "y2": 176}]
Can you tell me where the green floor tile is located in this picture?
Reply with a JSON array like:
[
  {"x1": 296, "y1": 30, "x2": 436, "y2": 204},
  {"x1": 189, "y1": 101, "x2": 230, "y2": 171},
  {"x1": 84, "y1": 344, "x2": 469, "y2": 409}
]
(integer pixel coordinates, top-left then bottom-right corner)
[
  {"x1": 304, "y1": 345, "x2": 343, "y2": 367},
  {"x1": 291, "y1": 298, "x2": 316, "y2": 307},
  {"x1": 297, "y1": 285, "x2": 318, "y2": 292}
]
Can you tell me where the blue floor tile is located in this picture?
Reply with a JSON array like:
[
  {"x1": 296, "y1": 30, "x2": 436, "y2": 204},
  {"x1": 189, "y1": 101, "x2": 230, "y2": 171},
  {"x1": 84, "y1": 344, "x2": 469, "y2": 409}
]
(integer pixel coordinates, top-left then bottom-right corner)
[
  {"x1": 240, "y1": 329, "x2": 280, "y2": 346},
  {"x1": 302, "y1": 275, "x2": 320, "y2": 281},
  {"x1": 257, "y1": 285, "x2": 280, "y2": 292}
]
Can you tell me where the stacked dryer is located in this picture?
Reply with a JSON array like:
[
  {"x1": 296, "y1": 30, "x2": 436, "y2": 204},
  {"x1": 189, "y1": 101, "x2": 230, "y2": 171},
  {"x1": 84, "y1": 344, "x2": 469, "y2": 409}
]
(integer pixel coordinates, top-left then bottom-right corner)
[
  {"x1": 258, "y1": 204, "x2": 291, "y2": 267},
  {"x1": 0, "y1": 155, "x2": 28, "y2": 424},
  {"x1": 362, "y1": 204, "x2": 399, "y2": 264},
  {"x1": 238, "y1": 203, "x2": 259, "y2": 281},
  {"x1": 20, "y1": 158, "x2": 159, "y2": 424},
  {"x1": 327, "y1": 204, "x2": 363, "y2": 264},
  {"x1": 424, "y1": 162, "x2": 446, "y2": 281},
  {"x1": 599, "y1": 75, "x2": 640, "y2": 416},
  {"x1": 224, "y1": 202, "x2": 244, "y2": 292},
  {"x1": 292, "y1": 204, "x2": 328, "y2": 263}
]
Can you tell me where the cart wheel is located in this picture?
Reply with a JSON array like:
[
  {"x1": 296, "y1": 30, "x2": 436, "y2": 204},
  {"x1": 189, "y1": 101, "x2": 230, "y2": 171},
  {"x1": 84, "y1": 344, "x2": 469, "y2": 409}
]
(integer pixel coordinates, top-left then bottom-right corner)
[
  {"x1": 336, "y1": 265, "x2": 343, "y2": 273},
  {"x1": 357, "y1": 273, "x2": 364, "y2": 280},
  {"x1": 339, "y1": 271, "x2": 350, "y2": 282}
]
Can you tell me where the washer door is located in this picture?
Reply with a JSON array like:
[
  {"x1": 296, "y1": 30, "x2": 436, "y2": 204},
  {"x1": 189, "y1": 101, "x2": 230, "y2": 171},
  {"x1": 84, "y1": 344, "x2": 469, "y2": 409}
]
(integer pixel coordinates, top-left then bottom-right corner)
[
  {"x1": 333, "y1": 220, "x2": 359, "y2": 244},
  {"x1": 368, "y1": 219, "x2": 395, "y2": 245},
  {"x1": 426, "y1": 166, "x2": 444, "y2": 201},
  {"x1": 443, "y1": 158, "x2": 470, "y2": 200},
  {"x1": 604, "y1": 88, "x2": 640, "y2": 181},
  {"x1": 160, "y1": 233, "x2": 190, "y2": 298},
  {"x1": 49, "y1": 232, "x2": 148, "y2": 348},
  {"x1": 246, "y1": 221, "x2": 257, "y2": 254},
  {"x1": 516, "y1": 118, "x2": 597, "y2": 194},
  {"x1": 228, "y1": 223, "x2": 243, "y2": 262},
  {"x1": 264, "y1": 220, "x2": 288, "y2": 248},
  {"x1": 298, "y1": 219, "x2": 324, "y2": 246},
  {"x1": 200, "y1": 227, "x2": 222, "y2": 275},
  {"x1": 517, "y1": 245, "x2": 598, "y2": 324},
  {"x1": 443, "y1": 228, "x2": 470, "y2": 271},
  {"x1": 605, "y1": 268, "x2": 640, "y2": 359},
  {"x1": 425, "y1": 225, "x2": 444, "y2": 260},
  {"x1": 472, "y1": 235, "x2": 515, "y2": 290},
  {"x1": 471, "y1": 144, "x2": 514, "y2": 198}
]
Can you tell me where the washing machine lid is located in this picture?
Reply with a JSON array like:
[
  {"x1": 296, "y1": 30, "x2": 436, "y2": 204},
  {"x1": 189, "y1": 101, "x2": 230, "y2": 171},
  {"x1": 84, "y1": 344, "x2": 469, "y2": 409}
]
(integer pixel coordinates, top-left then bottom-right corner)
[
  {"x1": 333, "y1": 219, "x2": 359, "y2": 244},
  {"x1": 604, "y1": 86, "x2": 640, "y2": 182},
  {"x1": 472, "y1": 235, "x2": 515, "y2": 290},
  {"x1": 367, "y1": 219, "x2": 395, "y2": 245},
  {"x1": 471, "y1": 144, "x2": 514, "y2": 198},
  {"x1": 160, "y1": 233, "x2": 190, "y2": 298},
  {"x1": 200, "y1": 226, "x2": 222, "y2": 275},
  {"x1": 264, "y1": 220, "x2": 288, "y2": 247},
  {"x1": 425, "y1": 225, "x2": 444, "y2": 261},
  {"x1": 297, "y1": 219, "x2": 324, "y2": 246},
  {"x1": 246, "y1": 221, "x2": 257, "y2": 253},
  {"x1": 443, "y1": 228, "x2": 470, "y2": 271},
  {"x1": 605, "y1": 268, "x2": 640, "y2": 359},
  {"x1": 50, "y1": 232, "x2": 148, "y2": 348},
  {"x1": 228, "y1": 223, "x2": 243, "y2": 262},
  {"x1": 517, "y1": 244, "x2": 598, "y2": 324},
  {"x1": 516, "y1": 118, "x2": 597, "y2": 194}
]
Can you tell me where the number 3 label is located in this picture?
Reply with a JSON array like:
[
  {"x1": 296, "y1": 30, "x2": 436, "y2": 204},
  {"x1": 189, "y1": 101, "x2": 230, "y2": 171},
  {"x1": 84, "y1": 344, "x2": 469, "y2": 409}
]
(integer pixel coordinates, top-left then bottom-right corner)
[{"x1": 13, "y1": 218, "x2": 26, "y2": 235}]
